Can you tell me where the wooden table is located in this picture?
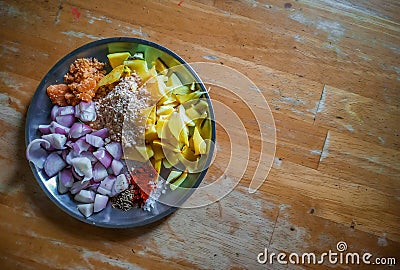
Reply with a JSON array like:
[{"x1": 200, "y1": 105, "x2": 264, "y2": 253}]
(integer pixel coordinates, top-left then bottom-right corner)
[{"x1": 1, "y1": 0, "x2": 399, "y2": 269}]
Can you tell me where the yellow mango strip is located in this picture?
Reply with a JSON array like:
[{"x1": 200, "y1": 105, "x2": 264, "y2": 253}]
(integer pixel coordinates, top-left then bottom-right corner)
[{"x1": 170, "y1": 171, "x2": 188, "y2": 190}]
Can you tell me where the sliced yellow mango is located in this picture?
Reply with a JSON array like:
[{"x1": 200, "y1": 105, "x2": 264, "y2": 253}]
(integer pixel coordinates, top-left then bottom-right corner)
[
  {"x1": 141, "y1": 65, "x2": 158, "y2": 84},
  {"x1": 193, "y1": 126, "x2": 207, "y2": 155},
  {"x1": 168, "y1": 112, "x2": 185, "y2": 141},
  {"x1": 179, "y1": 125, "x2": 189, "y2": 147},
  {"x1": 170, "y1": 171, "x2": 188, "y2": 190},
  {"x1": 156, "y1": 117, "x2": 169, "y2": 139},
  {"x1": 178, "y1": 105, "x2": 195, "y2": 126},
  {"x1": 107, "y1": 52, "x2": 131, "y2": 69},
  {"x1": 124, "y1": 59, "x2": 149, "y2": 79},
  {"x1": 198, "y1": 118, "x2": 212, "y2": 140},
  {"x1": 176, "y1": 91, "x2": 204, "y2": 104},
  {"x1": 185, "y1": 105, "x2": 201, "y2": 120},
  {"x1": 166, "y1": 170, "x2": 182, "y2": 183},
  {"x1": 172, "y1": 85, "x2": 190, "y2": 95},
  {"x1": 166, "y1": 73, "x2": 183, "y2": 88},
  {"x1": 145, "y1": 124, "x2": 158, "y2": 142},
  {"x1": 180, "y1": 145, "x2": 197, "y2": 162},
  {"x1": 96, "y1": 65, "x2": 126, "y2": 89},
  {"x1": 156, "y1": 105, "x2": 175, "y2": 116},
  {"x1": 154, "y1": 58, "x2": 168, "y2": 75},
  {"x1": 163, "y1": 159, "x2": 172, "y2": 169},
  {"x1": 154, "y1": 158, "x2": 162, "y2": 174},
  {"x1": 152, "y1": 140, "x2": 166, "y2": 160},
  {"x1": 194, "y1": 100, "x2": 209, "y2": 114}
]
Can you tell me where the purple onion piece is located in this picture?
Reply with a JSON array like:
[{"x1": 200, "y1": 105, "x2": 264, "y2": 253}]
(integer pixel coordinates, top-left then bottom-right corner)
[
  {"x1": 56, "y1": 115, "x2": 76, "y2": 128},
  {"x1": 26, "y1": 139, "x2": 51, "y2": 169},
  {"x1": 59, "y1": 167, "x2": 74, "y2": 188},
  {"x1": 71, "y1": 137, "x2": 91, "y2": 154},
  {"x1": 51, "y1": 105, "x2": 59, "y2": 121},
  {"x1": 41, "y1": 133, "x2": 67, "y2": 150},
  {"x1": 58, "y1": 106, "x2": 75, "y2": 116},
  {"x1": 93, "y1": 162, "x2": 108, "y2": 182},
  {"x1": 57, "y1": 178, "x2": 69, "y2": 194},
  {"x1": 88, "y1": 182, "x2": 100, "y2": 192},
  {"x1": 44, "y1": 152, "x2": 66, "y2": 177},
  {"x1": 74, "y1": 189, "x2": 95, "y2": 203},
  {"x1": 111, "y1": 174, "x2": 129, "y2": 196},
  {"x1": 71, "y1": 157, "x2": 93, "y2": 182},
  {"x1": 91, "y1": 128, "x2": 109, "y2": 139},
  {"x1": 105, "y1": 142, "x2": 122, "y2": 160},
  {"x1": 66, "y1": 150, "x2": 79, "y2": 165},
  {"x1": 97, "y1": 175, "x2": 116, "y2": 196},
  {"x1": 39, "y1": 124, "x2": 51, "y2": 135},
  {"x1": 111, "y1": 159, "x2": 124, "y2": 175},
  {"x1": 70, "y1": 180, "x2": 90, "y2": 194},
  {"x1": 69, "y1": 123, "x2": 92, "y2": 139},
  {"x1": 77, "y1": 203, "x2": 94, "y2": 218},
  {"x1": 75, "y1": 101, "x2": 96, "y2": 122},
  {"x1": 72, "y1": 167, "x2": 84, "y2": 181},
  {"x1": 61, "y1": 149, "x2": 69, "y2": 161},
  {"x1": 81, "y1": 151, "x2": 97, "y2": 164},
  {"x1": 85, "y1": 134, "x2": 104, "y2": 148},
  {"x1": 93, "y1": 149, "x2": 112, "y2": 168},
  {"x1": 94, "y1": 194, "x2": 108, "y2": 213},
  {"x1": 49, "y1": 121, "x2": 70, "y2": 135}
]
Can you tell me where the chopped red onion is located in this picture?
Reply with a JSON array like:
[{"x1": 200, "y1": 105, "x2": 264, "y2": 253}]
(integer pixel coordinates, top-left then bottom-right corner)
[
  {"x1": 71, "y1": 157, "x2": 93, "y2": 182},
  {"x1": 81, "y1": 151, "x2": 97, "y2": 164},
  {"x1": 26, "y1": 139, "x2": 51, "y2": 169},
  {"x1": 71, "y1": 137, "x2": 91, "y2": 154},
  {"x1": 57, "y1": 178, "x2": 69, "y2": 194},
  {"x1": 88, "y1": 182, "x2": 100, "y2": 192},
  {"x1": 49, "y1": 121, "x2": 70, "y2": 135},
  {"x1": 112, "y1": 174, "x2": 129, "y2": 196},
  {"x1": 51, "y1": 105, "x2": 59, "y2": 121},
  {"x1": 74, "y1": 189, "x2": 95, "y2": 203},
  {"x1": 72, "y1": 167, "x2": 84, "y2": 181},
  {"x1": 44, "y1": 152, "x2": 66, "y2": 177},
  {"x1": 93, "y1": 162, "x2": 108, "y2": 182},
  {"x1": 59, "y1": 168, "x2": 74, "y2": 188},
  {"x1": 56, "y1": 115, "x2": 75, "y2": 127},
  {"x1": 58, "y1": 105, "x2": 75, "y2": 116},
  {"x1": 77, "y1": 203, "x2": 94, "y2": 218},
  {"x1": 65, "y1": 150, "x2": 79, "y2": 165},
  {"x1": 85, "y1": 134, "x2": 104, "y2": 148},
  {"x1": 97, "y1": 175, "x2": 116, "y2": 196},
  {"x1": 69, "y1": 123, "x2": 92, "y2": 139},
  {"x1": 91, "y1": 128, "x2": 109, "y2": 139},
  {"x1": 105, "y1": 142, "x2": 122, "y2": 160},
  {"x1": 111, "y1": 159, "x2": 124, "y2": 175},
  {"x1": 41, "y1": 133, "x2": 67, "y2": 150},
  {"x1": 75, "y1": 101, "x2": 96, "y2": 122},
  {"x1": 93, "y1": 148, "x2": 112, "y2": 168},
  {"x1": 70, "y1": 180, "x2": 90, "y2": 194},
  {"x1": 94, "y1": 194, "x2": 108, "y2": 213},
  {"x1": 39, "y1": 124, "x2": 51, "y2": 135}
]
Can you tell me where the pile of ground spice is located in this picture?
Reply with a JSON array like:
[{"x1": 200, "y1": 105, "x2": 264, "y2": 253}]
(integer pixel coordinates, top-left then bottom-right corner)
[
  {"x1": 46, "y1": 58, "x2": 106, "y2": 106},
  {"x1": 111, "y1": 166, "x2": 157, "y2": 210},
  {"x1": 90, "y1": 74, "x2": 149, "y2": 142}
]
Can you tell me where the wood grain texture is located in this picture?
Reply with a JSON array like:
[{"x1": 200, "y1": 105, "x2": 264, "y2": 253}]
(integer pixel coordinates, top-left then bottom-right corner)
[{"x1": 0, "y1": 0, "x2": 399, "y2": 269}]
